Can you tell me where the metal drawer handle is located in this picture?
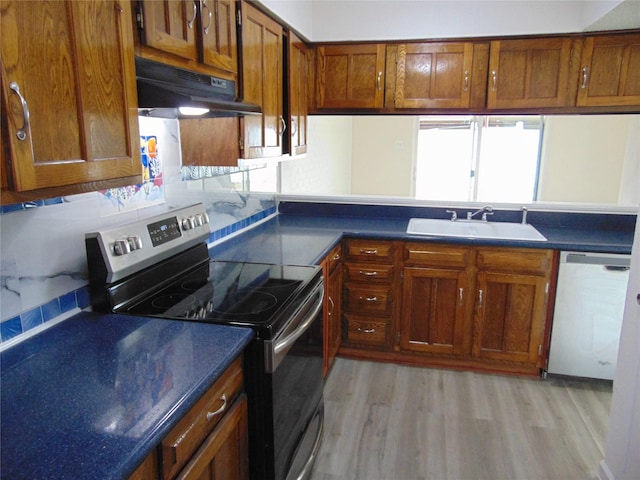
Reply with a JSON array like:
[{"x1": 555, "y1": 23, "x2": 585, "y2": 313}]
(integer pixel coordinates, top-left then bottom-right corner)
[
  {"x1": 377, "y1": 71, "x2": 383, "y2": 91},
  {"x1": 187, "y1": 1, "x2": 197, "y2": 28},
  {"x1": 359, "y1": 270, "x2": 378, "y2": 276},
  {"x1": 332, "y1": 253, "x2": 341, "y2": 261},
  {"x1": 206, "y1": 393, "x2": 227, "y2": 421},
  {"x1": 581, "y1": 67, "x2": 589, "y2": 89},
  {"x1": 9, "y1": 82, "x2": 30, "y2": 141},
  {"x1": 359, "y1": 296, "x2": 378, "y2": 302},
  {"x1": 359, "y1": 249, "x2": 378, "y2": 255},
  {"x1": 477, "y1": 289, "x2": 484, "y2": 308},
  {"x1": 357, "y1": 327, "x2": 376, "y2": 333},
  {"x1": 491, "y1": 70, "x2": 497, "y2": 91},
  {"x1": 202, "y1": 0, "x2": 213, "y2": 34},
  {"x1": 463, "y1": 70, "x2": 469, "y2": 91}
]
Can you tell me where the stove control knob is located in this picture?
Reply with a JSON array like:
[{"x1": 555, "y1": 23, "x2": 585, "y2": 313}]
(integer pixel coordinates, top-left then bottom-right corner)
[
  {"x1": 182, "y1": 217, "x2": 196, "y2": 231},
  {"x1": 127, "y1": 236, "x2": 143, "y2": 251},
  {"x1": 201, "y1": 212, "x2": 210, "y2": 225},
  {"x1": 114, "y1": 239, "x2": 131, "y2": 256},
  {"x1": 194, "y1": 214, "x2": 204, "y2": 227}
]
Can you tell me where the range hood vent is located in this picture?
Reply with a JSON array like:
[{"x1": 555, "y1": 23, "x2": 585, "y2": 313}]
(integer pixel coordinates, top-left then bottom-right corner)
[{"x1": 135, "y1": 57, "x2": 261, "y2": 118}]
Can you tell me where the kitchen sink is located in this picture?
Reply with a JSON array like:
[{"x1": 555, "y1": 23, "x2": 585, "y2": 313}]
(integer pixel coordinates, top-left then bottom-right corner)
[{"x1": 406, "y1": 218, "x2": 547, "y2": 241}]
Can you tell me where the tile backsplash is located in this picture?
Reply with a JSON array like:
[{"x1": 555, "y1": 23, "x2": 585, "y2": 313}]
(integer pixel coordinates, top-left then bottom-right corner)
[{"x1": 0, "y1": 116, "x2": 277, "y2": 346}]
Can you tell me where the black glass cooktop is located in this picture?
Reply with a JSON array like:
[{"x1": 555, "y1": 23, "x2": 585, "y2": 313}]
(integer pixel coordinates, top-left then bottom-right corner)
[{"x1": 121, "y1": 260, "x2": 321, "y2": 330}]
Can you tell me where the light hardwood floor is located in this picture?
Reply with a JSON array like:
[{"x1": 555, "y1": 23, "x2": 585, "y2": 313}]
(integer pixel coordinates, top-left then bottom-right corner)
[{"x1": 310, "y1": 358, "x2": 612, "y2": 480}]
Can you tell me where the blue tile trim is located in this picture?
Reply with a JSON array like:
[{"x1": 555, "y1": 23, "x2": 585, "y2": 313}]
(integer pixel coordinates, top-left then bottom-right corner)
[
  {"x1": 1, "y1": 197, "x2": 64, "y2": 215},
  {"x1": 0, "y1": 286, "x2": 87, "y2": 344},
  {"x1": 207, "y1": 206, "x2": 276, "y2": 244}
]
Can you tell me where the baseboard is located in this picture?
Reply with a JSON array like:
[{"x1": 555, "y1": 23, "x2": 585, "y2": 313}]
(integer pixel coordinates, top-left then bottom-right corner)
[{"x1": 597, "y1": 459, "x2": 614, "y2": 480}]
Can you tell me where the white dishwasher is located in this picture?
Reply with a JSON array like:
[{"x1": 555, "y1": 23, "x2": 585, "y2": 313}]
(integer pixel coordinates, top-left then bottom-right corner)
[{"x1": 547, "y1": 251, "x2": 631, "y2": 380}]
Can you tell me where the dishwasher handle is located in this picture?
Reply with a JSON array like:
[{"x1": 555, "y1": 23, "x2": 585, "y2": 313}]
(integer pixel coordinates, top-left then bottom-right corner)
[{"x1": 563, "y1": 252, "x2": 631, "y2": 269}]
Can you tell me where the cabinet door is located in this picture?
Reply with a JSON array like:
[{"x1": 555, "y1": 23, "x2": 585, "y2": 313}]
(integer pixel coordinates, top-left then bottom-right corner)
[
  {"x1": 395, "y1": 42, "x2": 474, "y2": 109},
  {"x1": 317, "y1": 44, "x2": 386, "y2": 109},
  {"x1": 200, "y1": 0, "x2": 238, "y2": 76},
  {"x1": 179, "y1": 117, "x2": 240, "y2": 166},
  {"x1": 140, "y1": 0, "x2": 199, "y2": 61},
  {"x1": 1, "y1": 0, "x2": 141, "y2": 192},
  {"x1": 487, "y1": 37, "x2": 576, "y2": 109},
  {"x1": 472, "y1": 271, "x2": 548, "y2": 366},
  {"x1": 400, "y1": 267, "x2": 469, "y2": 355},
  {"x1": 325, "y1": 262, "x2": 343, "y2": 375},
  {"x1": 175, "y1": 394, "x2": 249, "y2": 480},
  {"x1": 240, "y1": 1, "x2": 283, "y2": 158},
  {"x1": 577, "y1": 33, "x2": 640, "y2": 107},
  {"x1": 289, "y1": 31, "x2": 308, "y2": 156}
]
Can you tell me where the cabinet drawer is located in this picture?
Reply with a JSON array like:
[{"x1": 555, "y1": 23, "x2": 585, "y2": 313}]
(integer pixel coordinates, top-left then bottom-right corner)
[
  {"x1": 161, "y1": 356, "x2": 243, "y2": 480},
  {"x1": 344, "y1": 284, "x2": 393, "y2": 315},
  {"x1": 476, "y1": 248, "x2": 553, "y2": 275},
  {"x1": 344, "y1": 263, "x2": 394, "y2": 283},
  {"x1": 345, "y1": 314, "x2": 391, "y2": 346},
  {"x1": 327, "y1": 243, "x2": 343, "y2": 272},
  {"x1": 345, "y1": 239, "x2": 395, "y2": 262},
  {"x1": 404, "y1": 243, "x2": 471, "y2": 268}
]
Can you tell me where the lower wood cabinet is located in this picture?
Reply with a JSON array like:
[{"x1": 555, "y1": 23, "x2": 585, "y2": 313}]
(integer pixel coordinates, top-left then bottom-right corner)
[
  {"x1": 322, "y1": 242, "x2": 343, "y2": 376},
  {"x1": 128, "y1": 356, "x2": 248, "y2": 480},
  {"x1": 339, "y1": 239, "x2": 555, "y2": 377}
]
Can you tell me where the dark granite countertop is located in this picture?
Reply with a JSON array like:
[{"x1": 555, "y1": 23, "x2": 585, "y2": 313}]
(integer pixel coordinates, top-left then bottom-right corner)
[
  {"x1": 209, "y1": 209, "x2": 635, "y2": 265},
  {"x1": 0, "y1": 311, "x2": 254, "y2": 480}
]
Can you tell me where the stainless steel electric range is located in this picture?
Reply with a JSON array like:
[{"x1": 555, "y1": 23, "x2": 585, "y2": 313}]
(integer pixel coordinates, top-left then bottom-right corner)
[{"x1": 86, "y1": 203, "x2": 324, "y2": 480}]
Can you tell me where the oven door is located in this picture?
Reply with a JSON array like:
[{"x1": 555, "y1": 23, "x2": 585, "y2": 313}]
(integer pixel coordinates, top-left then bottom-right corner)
[{"x1": 267, "y1": 279, "x2": 325, "y2": 480}]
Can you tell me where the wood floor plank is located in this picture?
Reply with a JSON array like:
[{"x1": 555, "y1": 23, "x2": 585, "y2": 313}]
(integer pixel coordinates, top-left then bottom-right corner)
[{"x1": 311, "y1": 359, "x2": 612, "y2": 480}]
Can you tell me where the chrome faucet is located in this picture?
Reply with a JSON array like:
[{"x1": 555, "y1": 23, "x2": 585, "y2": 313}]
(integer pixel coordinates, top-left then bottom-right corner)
[
  {"x1": 467, "y1": 205, "x2": 493, "y2": 221},
  {"x1": 521, "y1": 206, "x2": 528, "y2": 225},
  {"x1": 445, "y1": 209, "x2": 458, "y2": 221}
]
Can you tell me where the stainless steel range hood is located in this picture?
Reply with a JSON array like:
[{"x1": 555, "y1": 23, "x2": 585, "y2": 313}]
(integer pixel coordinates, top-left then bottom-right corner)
[{"x1": 135, "y1": 57, "x2": 261, "y2": 118}]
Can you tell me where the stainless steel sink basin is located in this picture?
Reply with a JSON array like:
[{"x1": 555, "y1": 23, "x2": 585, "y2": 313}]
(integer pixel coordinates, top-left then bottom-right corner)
[{"x1": 406, "y1": 218, "x2": 547, "y2": 242}]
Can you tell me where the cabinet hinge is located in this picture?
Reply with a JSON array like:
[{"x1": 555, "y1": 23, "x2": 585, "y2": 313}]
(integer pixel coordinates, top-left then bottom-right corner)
[
  {"x1": 236, "y1": 9, "x2": 241, "y2": 26},
  {"x1": 239, "y1": 137, "x2": 244, "y2": 151},
  {"x1": 538, "y1": 344, "x2": 543, "y2": 357},
  {"x1": 545, "y1": 282, "x2": 549, "y2": 295},
  {"x1": 396, "y1": 331, "x2": 401, "y2": 344},
  {"x1": 135, "y1": 5, "x2": 144, "y2": 30}
]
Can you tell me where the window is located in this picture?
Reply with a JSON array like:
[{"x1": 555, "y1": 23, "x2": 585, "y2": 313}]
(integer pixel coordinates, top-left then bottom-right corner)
[{"x1": 415, "y1": 115, "x2": 544, "y2": 203}]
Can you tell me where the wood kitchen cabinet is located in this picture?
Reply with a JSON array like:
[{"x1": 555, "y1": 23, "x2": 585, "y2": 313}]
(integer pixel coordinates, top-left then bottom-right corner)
[
  {"x1": 136, "y1": 0, "x2": 239, "y2": 79},
  {"x1": 316, "y1": 44, "x2": 386, "y2": 109},
  {"x1": 1, "y1": 0, "x2": 141, "y2": 200},
  {"x1": 400, "y1": 244, "x2": 473, "y2": 356},
  {"x1": 471, "y1": 247, "x2": 553, "y2": 367},
  {"x1": 160, "y1": 356, "x2": 247, "y2": 480},
  {"x1": 179, "y1": 117, "x2": 240, "y2": 166},
  {"x1": 322, "y1": 242, "x2": 343, "y2": 376},
  {"x1": 394, "y1": 42, "x2": 475, "y2": 109},
  {"x1": 288, "y1": 31, "x2": 309, "y2": 156},
  {"x1": 487, "y1": 37, "x2": 578, "y2": 109},
  {"x1": 240, "y1": 1, "x2": 283, "y2": 158},
  {"x1": 576, "y1": 33, "x2": 640, "y2": 107},
  {"x1": 341, "y1": 239, "x2": 401, "y2": 352}
]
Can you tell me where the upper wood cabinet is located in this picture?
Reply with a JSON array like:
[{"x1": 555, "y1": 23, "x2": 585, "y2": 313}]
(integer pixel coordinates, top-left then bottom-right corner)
[
  {"x1": 288, "y1": 31, "x2": 309, "y2": 156},
  {"x1": 137, "y1": 0, "x2": 238, "y2": 79},
  {"x1": 1, "y1": 0, "x2": 141, "y2": 196},
  {"x1": 240, "y1": 1, "x2": 283, "y2": 158},
  {"x1": 486, "y1": 37, "x2": 577, "y2": 109},
  {"x1": 316, "y1": 44, "x2": 386, "y2": 109},
  {"x1": 576, "y1": 33, "x2": 640, "y2": 107},
  {"x1": 394, "y1": 42, "x2": 475, "y2": 109},
  {"x1": 179, "y1": 117, "x2": 240, "y2": 166}
]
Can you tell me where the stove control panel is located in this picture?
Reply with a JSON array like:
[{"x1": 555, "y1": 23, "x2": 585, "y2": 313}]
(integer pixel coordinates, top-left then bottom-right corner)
[{"x1": 86, "y1": 203, "x2": 211, "y2": 283}]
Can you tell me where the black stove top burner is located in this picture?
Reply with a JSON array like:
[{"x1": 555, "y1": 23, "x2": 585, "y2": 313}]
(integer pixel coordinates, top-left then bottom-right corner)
[{"x1": 112, "y1": 255, "x2": 322, "y2": 336}]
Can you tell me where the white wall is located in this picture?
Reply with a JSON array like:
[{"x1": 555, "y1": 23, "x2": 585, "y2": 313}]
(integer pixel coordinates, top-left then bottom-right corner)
[
  {"x1": 260, "y1": 0, "x2": 632, "y2": 42},
  {"x1": 538, "y1": 116, "x2": 632, "y2": 204},
  {"x1": 280, "y1": 116, "x2": 353, "y2": 195},
  {"x1": 599, "y1": 203, "x2": 640, "y2": 480},
  {"x1": 351, "y1": 116, "x2": 417, "y2": 196}
]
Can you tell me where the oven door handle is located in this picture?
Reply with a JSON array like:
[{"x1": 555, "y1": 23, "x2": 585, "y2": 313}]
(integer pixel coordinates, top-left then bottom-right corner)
[{"x1": 274, "y1": 284, "x2": 324, "y2": 356}]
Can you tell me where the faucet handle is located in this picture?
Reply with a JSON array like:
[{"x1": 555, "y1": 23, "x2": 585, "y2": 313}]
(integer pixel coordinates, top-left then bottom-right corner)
[
  {"x1": 521, "y1": 206, "x2": 528, "y2": 225},
  {"x1": 445, "y1": 210, "x2": 457, "y2": 221},
  {"x1": 481, "y1": 211, "x2": 494, "y2": 221}
]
